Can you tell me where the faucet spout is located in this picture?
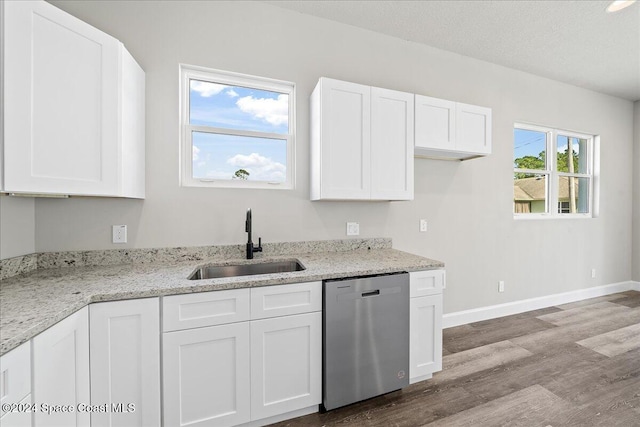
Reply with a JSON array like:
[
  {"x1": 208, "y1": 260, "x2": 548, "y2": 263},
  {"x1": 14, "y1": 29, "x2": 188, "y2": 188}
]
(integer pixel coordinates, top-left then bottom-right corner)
[
  {"x1": 246, "y1": 208, "x2": 252, "y2": 241},
  {"x1": 245, "y1": 208, "x2": 262, "y2": 259}
]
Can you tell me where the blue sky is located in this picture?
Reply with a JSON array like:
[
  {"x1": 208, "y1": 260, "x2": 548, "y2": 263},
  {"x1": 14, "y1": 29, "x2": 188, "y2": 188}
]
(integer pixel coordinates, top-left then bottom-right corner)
[
  {"x1": 190, "y1": 80, "x2": 288, "y2": 182},
  {"x1": 514, "y1": 129, "x2": 582, "y2": 170},
  {"x1": 513, "y1": 128, "x2": 546, "y2": 163}
]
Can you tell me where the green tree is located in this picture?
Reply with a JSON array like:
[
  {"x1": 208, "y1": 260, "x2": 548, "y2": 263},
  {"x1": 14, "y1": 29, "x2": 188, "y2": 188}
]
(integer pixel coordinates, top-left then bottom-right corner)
[
  {"x1": 514, "y1": 150, "x2": 578, "y2": 179},
  {"x1": 233, "y1": 169, "x2": 249, "y2": 180},
  {"x1": 557, "y1": 149, "x2": 578, "y2": 173}
]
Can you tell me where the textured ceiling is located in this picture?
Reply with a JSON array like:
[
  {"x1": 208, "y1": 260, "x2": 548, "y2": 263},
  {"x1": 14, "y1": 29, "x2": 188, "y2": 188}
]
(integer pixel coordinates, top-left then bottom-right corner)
[{"x1": 266, "y1": 0, "x2": 640, "y2": 101}]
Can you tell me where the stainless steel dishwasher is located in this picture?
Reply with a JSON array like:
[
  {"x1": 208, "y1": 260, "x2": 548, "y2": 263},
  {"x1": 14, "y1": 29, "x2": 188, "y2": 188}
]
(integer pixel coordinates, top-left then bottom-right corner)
[{"x1": 323, "y1": 272, "x2": 410, "y2": 411}]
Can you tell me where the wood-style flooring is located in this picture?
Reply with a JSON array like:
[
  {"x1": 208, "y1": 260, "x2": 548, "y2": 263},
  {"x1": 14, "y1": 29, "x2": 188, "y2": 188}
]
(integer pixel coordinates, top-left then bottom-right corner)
[{"x1": 272, "y1": 290, "x2": 640, "y2": 427}]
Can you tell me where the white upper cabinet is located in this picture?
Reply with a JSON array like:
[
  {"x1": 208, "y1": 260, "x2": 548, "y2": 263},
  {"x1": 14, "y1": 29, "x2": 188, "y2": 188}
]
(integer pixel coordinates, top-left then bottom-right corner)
[
  {"x1": 311, "y1": 77, "x2": 413, "y2": 201},
  {"x1": 455, "y1": 102, "x2": 492, "y2": 155},
  {"x1": 311, "y1": 78, "x2": 371, "y2": 200},
  {"x1": 415, "y1": 94, "x2": 491, "y2": 160},
  {"x1": 2, "y1": 0, "x2": 145, "y2": 198},
  {"x1": 415, "y1": 96, "x2": 456, "y2": 152},
  {"x1": 370, "y1": 87, "x2": 414, "y2": 200}
]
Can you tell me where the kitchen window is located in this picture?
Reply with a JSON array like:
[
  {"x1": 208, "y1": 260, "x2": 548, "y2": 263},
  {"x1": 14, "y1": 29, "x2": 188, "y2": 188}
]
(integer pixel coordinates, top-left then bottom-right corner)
[
  {"x1": 513, "y1": 123, "x2": 597, "y2": 218},
  {"x1": 179, "y1": 64, "x2": 295, "y2": 189}
]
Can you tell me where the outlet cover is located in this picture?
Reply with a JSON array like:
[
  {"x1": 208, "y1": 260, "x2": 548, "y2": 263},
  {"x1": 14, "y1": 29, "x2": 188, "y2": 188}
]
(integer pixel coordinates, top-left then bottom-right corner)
[
  {"x1": 346, "y1": 222, "x2": 360, "y2": 236},
  {"x1": 419, "y1": 219, "x2": 428, "y2": 232},
  {"x1": 498, "y1": 281, "x2": 505, "y2": 293},
  {"x1": 112, "y1": 225, "x2": 127, "y2": 244}
]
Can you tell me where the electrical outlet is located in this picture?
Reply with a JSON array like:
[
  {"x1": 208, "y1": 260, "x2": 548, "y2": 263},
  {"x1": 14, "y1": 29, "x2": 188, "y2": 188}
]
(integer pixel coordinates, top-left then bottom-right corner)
[
  {"x1": 498, "y1": 280, "x2": 505, "y2": 293},
  {"x1": 419, "y1": 219, "x2": 428, "y2": 232},
  {"x1": 591, "y1": 268, "x2": 596, "y2": 279},
  {"x1": 346, "y1": 222, "x2": 360, "y2": 236},
  {"x1": 112, "y1": 225, "x2": 127, "y2": 244}
]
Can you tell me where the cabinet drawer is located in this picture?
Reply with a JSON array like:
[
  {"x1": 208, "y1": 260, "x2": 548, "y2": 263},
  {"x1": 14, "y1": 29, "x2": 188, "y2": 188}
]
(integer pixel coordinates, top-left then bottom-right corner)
[
  {"x1": 251, "y1": 282, "x2": 322, "y2": 319},
  {"x1": 163, "y1": 289, "x2": 250, "y2": 332},
  {"x1": 0, "y1": 342, "x2": 31, "y2": 418},
  {"x1": 410, "y1": 270, "x2": 445, "y2": 297}
]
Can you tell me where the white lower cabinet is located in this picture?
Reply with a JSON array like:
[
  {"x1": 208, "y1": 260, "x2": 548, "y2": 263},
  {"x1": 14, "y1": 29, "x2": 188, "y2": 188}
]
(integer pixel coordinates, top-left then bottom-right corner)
[
  {"x1": 163, "y1": 322, "x2": 251, "y2": 427},
  {"x1": 409, "y1": 294, "x2": 443, "y2": 383},
  {"x1": 250, "y1": 312, "x2": 322, "y2": 420},
  {"x1": 162, "y1": 282, "x2": 322, "y2": 427},
  {"x1": 33, "y1": 306, "x2": 90, "y2": 427},
  {"x1": 0, "y1": 342, "x2": 32, "y2": 427},
  {"x1": 409, "y1": 270, "x2": 444, "y2": 384},
  {"x1": 90, "y1": 298, "x2": 161, "y2": 427}
]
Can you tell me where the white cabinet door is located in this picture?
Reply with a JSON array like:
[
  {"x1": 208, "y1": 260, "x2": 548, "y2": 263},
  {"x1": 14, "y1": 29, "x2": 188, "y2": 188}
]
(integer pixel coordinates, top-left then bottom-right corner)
[
  {"x1": 90, "y1": 298, "x2": 160, "y2": 427},
  {"x1": 311, "y1": 77, "x2": 371, "y2": 200},
  {"x1": 0, "y1": 394, "x2": 32, "y2": 427},
  {"x1": 250, "y1": 282, "x2": 322, "y2": 320},
  {"x1": 163, "y1": 323, "x2": 250, "y2": 427},
  {"x1": 371, "y1": 87, "x2": 414, "y2": 200},
  {"x1": 250, "y1": 312, "x2": 322, "y2": 421},
  {"x1": 33, "y1": 306, "x2": 90, "y2": 427},
  {"x1": 0, "y1": 342, "x2": 31, "y2": 426},
  {"x1": 3, "y1": 0, "x2": 145, "y2": 198},
  {"x1": 163, "y1": 288, "x2": 250, "y2": 332},
  {"x1": 414, "y1": 95, "x2": 491, "y2": 159},
  {"x1": 414, "y1": 95, "x2": 456, "y2": 152},
  {"x1": 456, "y1": 102, "x2": 492, "y2": 155},
  {"x1": 409, "y1": 294, "x2": 443, "y2": 384},
  {"x1": 410, "y1": 269, "x2": 445, "y2": 298},
  {"x1": 3, "y1": 0, "x2": 120, "y2": 196}
]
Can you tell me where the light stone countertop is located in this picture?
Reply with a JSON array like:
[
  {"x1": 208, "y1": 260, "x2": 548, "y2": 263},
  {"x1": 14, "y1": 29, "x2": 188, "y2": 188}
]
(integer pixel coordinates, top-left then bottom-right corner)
[{"x1": 0, "y1": 246, "x2": 443, "y2": 356}]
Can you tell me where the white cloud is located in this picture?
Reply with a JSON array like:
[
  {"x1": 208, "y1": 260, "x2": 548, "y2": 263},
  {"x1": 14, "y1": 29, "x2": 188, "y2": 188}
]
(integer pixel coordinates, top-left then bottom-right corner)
[
  {"x1": 557, "y1": 142, "x2": 581, "y2": 154},
  {"x1": 236, "y1": 94, "x2": 288, "y2": 127},
  {"x1": 227, "y1": 152, "x2": 286, "y2": 182},
  {"x1": 190, "y1": 80, "x2": 227, "y2": 97},
  {"x1": 226, "y1": 89, "x2": 239, "y2": 98},
  {"x1": 193, "y1": 145, "x2": 201, "y2": 161}
]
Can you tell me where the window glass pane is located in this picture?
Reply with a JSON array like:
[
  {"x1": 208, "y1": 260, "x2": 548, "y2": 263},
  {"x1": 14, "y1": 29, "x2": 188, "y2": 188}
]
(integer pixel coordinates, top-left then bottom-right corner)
[
  {"x1": 514, "y1": 128, "x2": 547, "y2": 170},
  {"x1": 192, "y1": 132, "x2": 286, "y2": 183},
  {"x1": 557, "y1": 136, "x2": 588, "y2": 173},
  {"x1": 557, "y1": 176, "x2": 589, "y2": 214},
  {"x1": 514, "y1": 173, "x2": 547, "y2": 214},
  {"x1": 189, "y1": 80, "x2": 289, "y2": 134}
]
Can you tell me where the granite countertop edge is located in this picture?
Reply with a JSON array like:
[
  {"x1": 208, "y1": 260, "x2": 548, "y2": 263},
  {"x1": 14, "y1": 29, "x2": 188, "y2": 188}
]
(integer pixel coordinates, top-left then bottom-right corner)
[{"x1": 0, "y1": 248, "x2": 444, "y2": 356}]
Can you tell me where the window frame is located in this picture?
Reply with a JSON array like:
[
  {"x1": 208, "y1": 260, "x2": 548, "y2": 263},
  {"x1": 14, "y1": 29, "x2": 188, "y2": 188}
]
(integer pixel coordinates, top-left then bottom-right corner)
[
  {"x1": 513, "y1": 122, "x2": 596, "y2": 219},
  {"x1": 179, "y1": 64, "x2": 296, "y2": 189}
]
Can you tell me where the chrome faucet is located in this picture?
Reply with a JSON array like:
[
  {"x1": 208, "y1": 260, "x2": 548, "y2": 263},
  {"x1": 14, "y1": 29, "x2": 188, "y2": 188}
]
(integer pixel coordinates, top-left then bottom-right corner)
[{"x1": 245, "y1": 208, "x2": 262, "y2": 259}]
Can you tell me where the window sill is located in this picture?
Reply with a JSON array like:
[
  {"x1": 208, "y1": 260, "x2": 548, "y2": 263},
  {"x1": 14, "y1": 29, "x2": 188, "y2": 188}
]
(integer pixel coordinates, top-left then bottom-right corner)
[{"x1": 513, "y1": 213, "x2": 593, "y2": 220}]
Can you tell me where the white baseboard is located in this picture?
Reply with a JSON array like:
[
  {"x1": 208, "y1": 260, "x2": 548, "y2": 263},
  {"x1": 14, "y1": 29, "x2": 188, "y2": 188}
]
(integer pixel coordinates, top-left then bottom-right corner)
[{"x1": 443, "y1": 281, "x2": 637, "y2": 329}]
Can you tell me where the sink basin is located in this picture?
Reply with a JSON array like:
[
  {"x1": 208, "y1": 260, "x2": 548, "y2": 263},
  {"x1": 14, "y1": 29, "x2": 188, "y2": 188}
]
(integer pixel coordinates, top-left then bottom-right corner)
[{"x1": 188, "y1": 259, "x2": 305, "y2": 280}]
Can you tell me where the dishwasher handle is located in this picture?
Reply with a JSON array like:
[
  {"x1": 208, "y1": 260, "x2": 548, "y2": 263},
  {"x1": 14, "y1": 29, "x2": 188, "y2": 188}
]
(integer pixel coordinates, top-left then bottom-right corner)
[{"x1": 334, "y1": 286, "x2": 402, "y2": 301}]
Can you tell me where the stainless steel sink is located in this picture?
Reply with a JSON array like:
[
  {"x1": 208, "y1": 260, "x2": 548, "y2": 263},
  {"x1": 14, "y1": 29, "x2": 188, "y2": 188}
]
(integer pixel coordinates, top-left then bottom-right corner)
[{"x1": 188, "y1": 259, "x2": 305, "y2": 280}]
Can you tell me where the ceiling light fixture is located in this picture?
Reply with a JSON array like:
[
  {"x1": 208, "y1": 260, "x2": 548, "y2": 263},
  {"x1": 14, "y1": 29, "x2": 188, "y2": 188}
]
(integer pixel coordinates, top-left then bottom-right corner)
[{"x1": 606, "y1": 0, "x2": 637, "y2": 12}]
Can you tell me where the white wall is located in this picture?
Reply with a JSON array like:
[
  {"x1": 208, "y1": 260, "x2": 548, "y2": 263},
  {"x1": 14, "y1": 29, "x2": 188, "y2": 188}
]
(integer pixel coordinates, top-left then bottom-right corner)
[
  {"x1": 634, "y1": 101, "x2": 640, "y2": 282},
  {"x1": 0, "y1": 196, "x2": 35, "y2": 259},
  {"x1": 31, "y1": 0, "x2": 634, "y2": 313}
]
